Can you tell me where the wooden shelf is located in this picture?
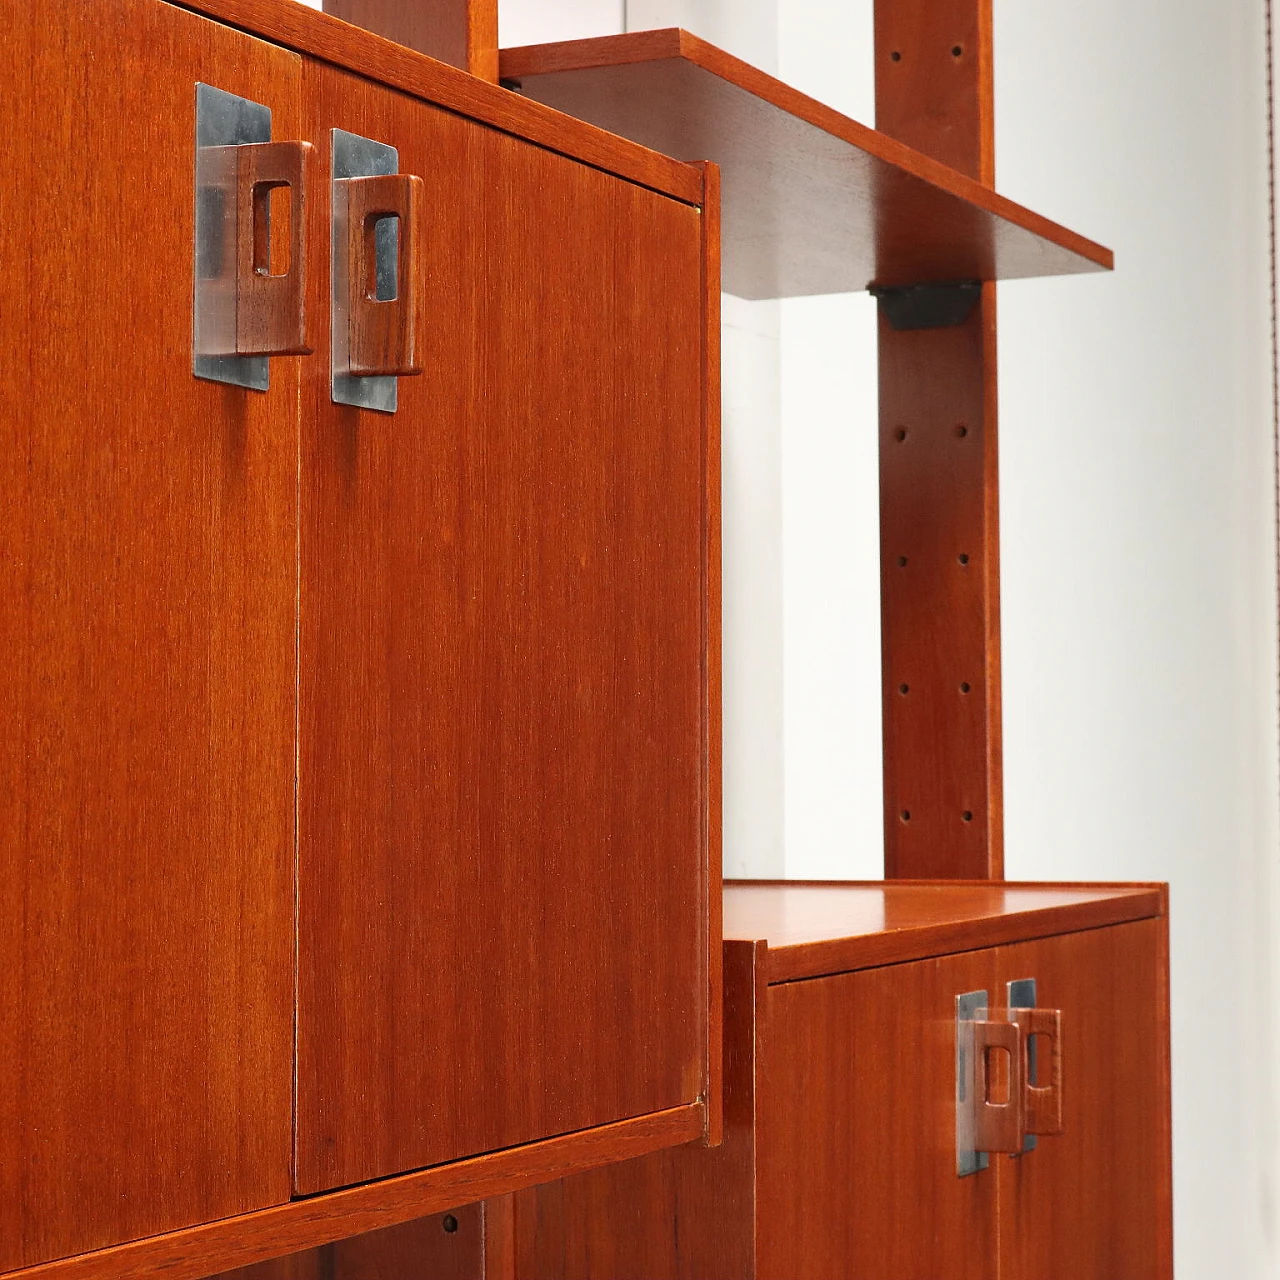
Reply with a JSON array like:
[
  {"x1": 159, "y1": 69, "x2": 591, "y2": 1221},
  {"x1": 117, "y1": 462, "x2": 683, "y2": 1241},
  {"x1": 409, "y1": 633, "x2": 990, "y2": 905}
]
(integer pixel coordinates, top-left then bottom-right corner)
[
  {"x1": 724, "y1": 880, "x2": 1164, "y2": 981},
  {"x1": 500, "y1": 29, "x2": 1113, "y2": 300}
]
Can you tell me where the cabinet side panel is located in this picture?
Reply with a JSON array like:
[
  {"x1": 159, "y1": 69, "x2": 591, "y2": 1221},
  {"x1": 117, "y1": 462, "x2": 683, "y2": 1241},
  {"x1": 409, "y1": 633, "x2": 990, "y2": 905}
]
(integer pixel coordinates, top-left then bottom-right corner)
[
  {"x1": 298, "y1": 65, "x2": 708, "y2": 1191},
  {"x1": 757, "y1": 952, "x2": 1000, "y2": 1280},
  {"x1": 0, "y1": 1, "x2": 298, "y2": 1268},
  {"x1": 997, "y1": 918, "x2": 1173, "y2": 1279}
]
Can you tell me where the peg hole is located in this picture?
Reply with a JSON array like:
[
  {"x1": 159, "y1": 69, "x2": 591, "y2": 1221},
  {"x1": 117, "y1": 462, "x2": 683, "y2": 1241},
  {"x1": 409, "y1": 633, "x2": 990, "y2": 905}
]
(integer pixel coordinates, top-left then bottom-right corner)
[
  {"x1": 890, "y1": 50, "x2": 902, "y2": 61},
  {"x1": 956, "y1": 424, "x2": 969, "y2": 438},
  {"x1": 893, "y1": 426, "x2": 908, "y2": 442},
  {"x1": 962, "y1": 810, "x2": 973, "y2": 823},
  {"x1": 952, "y1": 44, "x2": 964, "y2": 58},
  {"x1": 900, "y1": 810, "x2": 911, "y2": 822},
  {"x1": 899, "y1": 683, "x2": 910, "y2": 695},
  {"x1": 442, "y1": 1215, "x2": 459, "y2": 1234},
  {"x1": 958, "y1": 553, "x2": 970, "y2": 565},
  {"x1": 897, "y1": 555, "x2": 908, "y2": 567},
  {"x1": 960, "y1": 681, "x2": 971, "y2": 694}
]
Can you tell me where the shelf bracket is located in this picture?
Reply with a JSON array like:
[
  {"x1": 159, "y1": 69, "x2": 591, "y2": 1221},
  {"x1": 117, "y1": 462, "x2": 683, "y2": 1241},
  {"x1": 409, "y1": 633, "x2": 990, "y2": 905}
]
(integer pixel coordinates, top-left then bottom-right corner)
[{"x1": 870, "y1": 280, "x2": 982, "y2": 330}]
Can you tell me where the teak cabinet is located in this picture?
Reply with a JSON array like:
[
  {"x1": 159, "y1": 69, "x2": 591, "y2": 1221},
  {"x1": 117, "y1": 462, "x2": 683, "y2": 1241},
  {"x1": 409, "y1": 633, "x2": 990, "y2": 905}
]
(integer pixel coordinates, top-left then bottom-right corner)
[
  {"x1": 514, "y1": 883, "x2": 1173, "y2": 1280},
  {"x1": 1, "y1": 0, "x2": 718, "y2": 1273}
]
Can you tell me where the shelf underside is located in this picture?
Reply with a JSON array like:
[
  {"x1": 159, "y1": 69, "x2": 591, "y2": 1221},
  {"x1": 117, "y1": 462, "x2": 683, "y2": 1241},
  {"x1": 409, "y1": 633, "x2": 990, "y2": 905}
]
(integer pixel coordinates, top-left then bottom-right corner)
[{"x1": 501, "y1": 30, "x2": 1113, "y2": 300}]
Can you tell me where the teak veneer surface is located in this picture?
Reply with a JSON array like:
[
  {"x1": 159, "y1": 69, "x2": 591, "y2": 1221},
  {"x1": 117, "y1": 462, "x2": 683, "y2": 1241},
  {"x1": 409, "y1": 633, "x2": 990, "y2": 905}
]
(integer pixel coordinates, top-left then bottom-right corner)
[
  {"x1": 997, "y1": 920, "x2": 1173, "y2": 1278},
  {"x1": 4, "y1": 1106, "x2": 702, "y2": 1280},
  {"x1": 324, "y1": 0, "x2": 498, "y2": 82},
  {"x1": 1, "y1": 1, "x2": 299, "y2": 1268},
  {"x1": 724, "y1": 881, "x2": 1164, "y2": 981},
  {"x1": 297, "y1": 61, "x2": 714, "y2": 1193},
  {"x1": 513, "y1": 897, "x2": 1172, "y2": 1280},
  {"x1": 875, "y1": 0, "x2": 1003, "y2": 881},
  {"x1": 211, "y1": 1208, "x2": 484, "y2": 1280},
  {"x1": 166, "y1": 0, "x2": 701, "y2": 204},
  {"x1": 498, "y1": 29, "x2": 1112, "y2": 299}
]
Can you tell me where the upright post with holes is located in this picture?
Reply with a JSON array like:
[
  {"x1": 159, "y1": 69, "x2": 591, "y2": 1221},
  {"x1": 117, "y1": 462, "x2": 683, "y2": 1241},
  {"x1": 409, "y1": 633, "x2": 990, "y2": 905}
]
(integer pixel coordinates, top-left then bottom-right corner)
[
  {"x1": 874, "y1": 0, "x2": 1003, "y2": 879},
  {"x1": 322, "y1": 0, "x2": 499, "y2": 81}
]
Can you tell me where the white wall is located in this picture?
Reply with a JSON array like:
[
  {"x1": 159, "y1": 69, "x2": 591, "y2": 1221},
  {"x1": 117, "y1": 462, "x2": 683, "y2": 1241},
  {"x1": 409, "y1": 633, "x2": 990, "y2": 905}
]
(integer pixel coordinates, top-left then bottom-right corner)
[{"x1": 993, "y1": 1, "x2": 1279, "y2": 1273}]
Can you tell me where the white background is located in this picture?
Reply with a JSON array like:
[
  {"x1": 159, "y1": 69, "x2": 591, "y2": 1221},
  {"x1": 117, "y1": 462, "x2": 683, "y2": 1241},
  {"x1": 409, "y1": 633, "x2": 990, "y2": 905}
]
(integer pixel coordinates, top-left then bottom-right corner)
[{"x1": 309, "y1": 0, "x2": 1280, "y2": 1270}]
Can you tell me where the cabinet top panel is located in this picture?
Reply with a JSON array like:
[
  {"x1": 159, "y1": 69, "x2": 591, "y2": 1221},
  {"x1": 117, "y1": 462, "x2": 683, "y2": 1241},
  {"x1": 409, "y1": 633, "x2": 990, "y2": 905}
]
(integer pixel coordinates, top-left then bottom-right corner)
[
  {"x1": 165, "y1": 0, "x2": 704, "y2": 205},
  {"x1": 500, "y1": 29, "x2": 1113, "y2": 299},
  {"x1": 725, "y1": 881, "x2": 1165, "y2": 982}
]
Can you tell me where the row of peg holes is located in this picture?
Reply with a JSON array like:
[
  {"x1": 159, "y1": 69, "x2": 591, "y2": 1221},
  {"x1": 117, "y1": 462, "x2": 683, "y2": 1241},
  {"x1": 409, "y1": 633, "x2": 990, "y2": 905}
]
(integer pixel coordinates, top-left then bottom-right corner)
[
  {"x1": 889, "y1": 46, "x2": 965, "y2": 61},
  {"x1": 890, "y1": 412, "x2": 976, "y2": 829},
  {"x1": 894, "y1": 424, "x2": 971, "y2": 562},
  {"x1": 893, "y1": 424, "x2": 968, "y2": 440}
]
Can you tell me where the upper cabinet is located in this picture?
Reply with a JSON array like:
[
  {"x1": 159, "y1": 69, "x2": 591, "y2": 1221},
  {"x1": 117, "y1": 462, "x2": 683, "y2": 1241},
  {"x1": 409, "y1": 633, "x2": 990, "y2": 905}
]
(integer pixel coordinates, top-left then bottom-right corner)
[
  {"x1": 499, "y1": 29, "x2": 1113, "y2": 299},
  {"x1": 1, "y1": 1, "x2": 719, "y2": 1273}
]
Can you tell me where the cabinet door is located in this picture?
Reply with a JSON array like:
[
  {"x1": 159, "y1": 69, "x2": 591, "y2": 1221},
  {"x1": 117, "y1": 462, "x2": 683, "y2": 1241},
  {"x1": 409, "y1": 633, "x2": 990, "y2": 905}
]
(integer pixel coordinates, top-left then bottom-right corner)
[
  {"x1": 996, "y1": 919, "x2": 1173, "y2": 1279},
  {"x1": 757, "y1": 951, "x2": 1001, "y2": 1280},
  {"x1": 297, "y1": 64, "x2": 709, "y2": 1192},
  {"x1": 0, "y1": 1, "x2": 298, "y2": 1269}
]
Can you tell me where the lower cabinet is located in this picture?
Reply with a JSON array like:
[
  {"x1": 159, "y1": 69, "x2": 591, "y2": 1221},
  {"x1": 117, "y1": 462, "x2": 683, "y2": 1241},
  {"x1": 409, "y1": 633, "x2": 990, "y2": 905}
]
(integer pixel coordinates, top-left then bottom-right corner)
[{"x1": 512, "y1": 882, "x2": 1173, "y2": 1280}]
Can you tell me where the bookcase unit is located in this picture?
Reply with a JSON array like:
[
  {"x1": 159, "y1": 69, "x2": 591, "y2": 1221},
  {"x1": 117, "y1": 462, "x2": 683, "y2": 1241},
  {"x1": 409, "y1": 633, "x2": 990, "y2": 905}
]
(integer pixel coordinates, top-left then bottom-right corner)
[{"x1": 0, "y1": 0, "x2": 1174, "y2": 1277}]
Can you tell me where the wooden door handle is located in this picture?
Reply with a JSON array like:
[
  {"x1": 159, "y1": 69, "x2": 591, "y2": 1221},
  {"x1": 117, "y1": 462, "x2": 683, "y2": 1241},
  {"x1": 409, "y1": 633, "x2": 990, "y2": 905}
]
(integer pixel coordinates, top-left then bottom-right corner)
[
  {"x1": 235, "y1": 140, "x2": 313, "y2": 356},
  {"x1": 972, "y1": 1018, "x2": 1026, "y2": 1153},
  {"x1": 343, "y1": 173, "x2": 425, "y2": 376},
  {"x1": 1012, "y1": 1007, "x2": 1064, "y2": 1135}
]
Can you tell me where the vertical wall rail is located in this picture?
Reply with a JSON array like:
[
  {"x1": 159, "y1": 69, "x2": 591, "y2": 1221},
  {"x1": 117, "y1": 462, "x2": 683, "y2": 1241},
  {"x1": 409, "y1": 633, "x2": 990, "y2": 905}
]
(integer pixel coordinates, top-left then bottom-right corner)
[
  {"x1": 324, "y1": 0, "x2": 499, "y2": 81},
  {"x1": 875, "y1": 0, "x2": 1003, "y2": 879}
]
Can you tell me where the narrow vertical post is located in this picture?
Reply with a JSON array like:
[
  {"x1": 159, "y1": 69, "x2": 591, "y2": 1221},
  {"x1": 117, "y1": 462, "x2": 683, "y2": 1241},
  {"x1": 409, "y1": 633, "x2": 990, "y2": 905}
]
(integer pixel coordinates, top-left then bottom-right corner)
[
  {"x1": 874, "y1": 0, "x2": 1003, "y2": 880},
  {"x1": 323, "y1": 0, "x2": 499, "y2": 82}
]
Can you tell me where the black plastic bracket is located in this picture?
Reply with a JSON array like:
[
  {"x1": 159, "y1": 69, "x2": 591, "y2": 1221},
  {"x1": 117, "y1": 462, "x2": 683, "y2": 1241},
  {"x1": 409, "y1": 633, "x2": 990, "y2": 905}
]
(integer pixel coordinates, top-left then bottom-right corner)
[{"x1": 870, "y1": 280, "x2": 982, "y2": 330}]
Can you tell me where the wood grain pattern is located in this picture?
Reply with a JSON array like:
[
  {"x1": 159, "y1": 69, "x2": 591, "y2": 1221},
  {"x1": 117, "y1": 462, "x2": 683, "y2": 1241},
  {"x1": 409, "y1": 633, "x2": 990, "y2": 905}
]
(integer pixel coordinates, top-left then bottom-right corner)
[
  {"x1": 341, "y1": 172, "x2": 424, "y2": 375},
  {"x1": 498, "y1": 28, "x2": 1111, "y2": 300},
  {"x1": 0, "y1": 1, "x2": 298, "y2": 1268},
  {"x1": 170, "y1": 0, "x2": 702, "y2": 205},
  {"x1": 758, "y1": 949, "x2": 1000, "y2": 1279},
  {"x1": 878, "y1": 293, "x2": 1002, "y2": 878},
  {"x1": 2, "y1": 1106, "x2": 702, "y2": 1280},
  {"x1": 297, "y1": 61, "x2": 711, "y2": 1192},
  {"x1": 698, "y1": 159, "x2": 724, "y2": 1149},
  {"x1": 873, "y1": 0, "x2": 994, "y2": 182},
  {"x1": 481, "y1": 1199, "x2": 515, "y2": 1280},
  {"x1": 511, "y1": 942, "x2": 763, "y2": 1279},
  {"x1": 324, "y1": 0, "x2": 498, "y2": 81},
  {"x1": 507, "y1": 890, "x2": 1171, "y2": 1280},
  {"x1": 724, "y1": 881, "x2": 1164, "y2": 981},
  {"x1": 207, "y1": 1208, "x2": 484, "y2": 1280},
  {"x1": 235, "y1": 140, "x2": 314, "y2": 355},
  {"x1": 996, "y1": 918, "x2": 1174, "y2": 1279},
  {"x1": 876, "y1": 0, "x2": 1002, "y2": 879}
]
